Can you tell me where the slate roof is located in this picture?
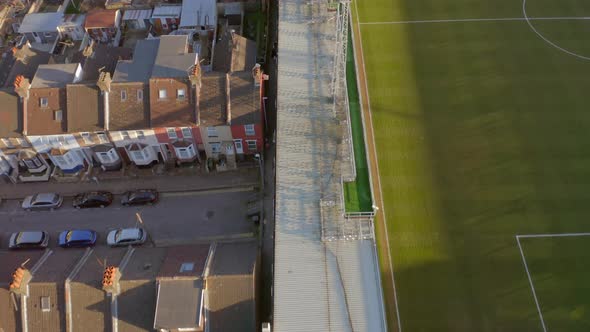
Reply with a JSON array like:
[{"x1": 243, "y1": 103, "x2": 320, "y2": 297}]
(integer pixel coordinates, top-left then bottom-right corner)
[
  {"x1": 206, "y1": 241, "x2": 258, "y2": 332},
  {"x1": 69, "y1": 247, "x2": 127, "y2": 332},
  {"x1": 213, "y1": 32, "x2": 257, "y2": 73},
  {"x1": 199, "y1": 72, "x2": 227, "y2": 127},
  {"x1": 113, "y1": 39, "x2": 159, "y2": 83},
  {"x1": 0, "y1": 89, "x2": 22, "y2": 137},
  {"x1": 19, "y1": 12, "x2": 63, "y2": 33},
  {"x1": 157, "y1": 245, "x2": 210, "y2": 279},
  {"x1": 31, "y1": 63, "x2": 79, "y2": 88},
  {"x1": 228, "y1": 71, "x2": 260, "y2": 126},
  {"x1": 154, "y1": 279, "x2": 203, "y2": 330},
  {"x1": 151, "y1": 35, "x2": 197, "y2": 78},
  {"x1": 4, "y1": 44, "x2": 52, "y2": 88},
  {"x1": 66, "y1": 83, "x2": 103, "y2": 132},
  {"x1": 81, "y1": 45, "x2": 133, "y2": 81}
]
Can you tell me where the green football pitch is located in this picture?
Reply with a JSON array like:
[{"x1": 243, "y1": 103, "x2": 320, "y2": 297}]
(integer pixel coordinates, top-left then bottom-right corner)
[{"x1": 352, "y1": 0, "x2": 590, "y2": 331}]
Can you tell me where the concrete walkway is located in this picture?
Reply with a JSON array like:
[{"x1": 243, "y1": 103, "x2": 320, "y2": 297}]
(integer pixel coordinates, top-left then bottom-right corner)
[{"x1": 1, "y1": 167, "x2": 259, "y2": 200}]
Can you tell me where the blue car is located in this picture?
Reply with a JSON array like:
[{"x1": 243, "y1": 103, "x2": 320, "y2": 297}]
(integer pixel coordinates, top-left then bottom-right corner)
[{"x1": 58, "y1": 229, "x2": 97, "y2": 248}]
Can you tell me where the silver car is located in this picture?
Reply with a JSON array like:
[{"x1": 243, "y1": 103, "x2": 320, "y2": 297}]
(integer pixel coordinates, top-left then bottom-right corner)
[
  {"x1": 106, "y1": 228, "x2": 147, "y2": 247},
  {"x1": 22, "y1": 193, "x2": 63, "y2": 211},
  {"x1": 9, "y1": 231, "x2": 49, "y2": 249}
]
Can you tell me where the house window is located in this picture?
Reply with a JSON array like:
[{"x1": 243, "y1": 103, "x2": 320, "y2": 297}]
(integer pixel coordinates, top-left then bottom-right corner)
[
  {"x1": 233, "y1": 139, "x2": 243, "y2": 152},
  {"x1": 131, "y1": 150, "x2": 144, "y2": 161},
  {"x1": 24, "y1": 158, "x2": 43, "y2": 169},
  {"x1": 121, "y1": 90, "x2": 127, "y2": 101},
  {"x1": 177, "y1": 89, "x2": 186, "y2": 100},
  {"x1": 17, "y1": 138, "x2": 30, "y2": 147},
  {"x1": 97, "y1": 132, "x2": 108, "y2": 143},
  {"x1": 54, "y1": 110, "x2": 63, "y2": 122},
  {"x1": 158, "y1": 89, "x2": 167, "y2": 99},
  {"x1": 246, "y1": 140, "x2": 257, "y2": 151},
  {"x1": 98, "y1": 152, "x2": 112, "y2": 163},
  {"x1": 137, "y1": 130, "x2": 145, "y2": 139},
  {"x1": 175, "y1": 144, "x2": 195, "y2": 159},
  {"x1": 81, "y1": 132, "x2": 92, "y2": 144},
  {"x1": 41, "y1": 296, "x2": 50, "y2": 312},
  {"x1": 1, "y1": 138, "x2": 14, "y2": 148},
  {"x1": 244, "y1": 124, "x2": 255, "y2": 136},
  {"x1": 210, "y1": 142, "x2": 221, "y2": 154},
  {"x1": 53, "y1": 155, "x2": 66, "y2": 167},
  {"x1": 181, "y1": 127, "x2": 192, "y2": 138},
  {"x1": 137, "y1": 89, "x2": 143, "y2": 101},
  {"x1": 207, "y1": 127, "x2": 217, "y2": 137},
  {"x1": 167, "y1": 128, "x2": 177, "y2": 139},
  {"x1": 122, "y1": 131, "x2": 130, "y2": 140},
  {"x1": 40, "y1": 97, "x2": 48, "y2": 107},
  {"x1": 179, "y1": 262, "x2": 194, "y2": 272}
]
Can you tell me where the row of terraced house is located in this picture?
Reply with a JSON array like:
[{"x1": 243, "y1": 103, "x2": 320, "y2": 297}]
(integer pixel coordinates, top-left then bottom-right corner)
[{"x1": 0, "y1": 31, "x2": 266, "y2": 184}]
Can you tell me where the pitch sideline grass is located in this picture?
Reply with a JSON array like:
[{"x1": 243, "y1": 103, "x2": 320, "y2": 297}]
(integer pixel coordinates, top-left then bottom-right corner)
[{"x1": 354, "y1": 0, "x2": 590, "y2": 330}]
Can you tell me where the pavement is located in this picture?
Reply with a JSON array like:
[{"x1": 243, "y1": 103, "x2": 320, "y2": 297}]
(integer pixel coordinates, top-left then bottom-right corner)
[{"x1": 0, "y1": 167, "x2": 259, "y2": 200}]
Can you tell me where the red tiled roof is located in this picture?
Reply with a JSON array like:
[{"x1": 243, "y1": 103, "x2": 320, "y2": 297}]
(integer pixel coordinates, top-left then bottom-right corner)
[{"x1": 85, "y1": 10, "x2": 118, "y2": 29}]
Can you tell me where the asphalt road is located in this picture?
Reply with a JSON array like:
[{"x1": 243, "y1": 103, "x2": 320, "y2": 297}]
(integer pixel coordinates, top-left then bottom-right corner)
[{"x1": 0, "y1": 190, "x2": 258, "y2": 250}]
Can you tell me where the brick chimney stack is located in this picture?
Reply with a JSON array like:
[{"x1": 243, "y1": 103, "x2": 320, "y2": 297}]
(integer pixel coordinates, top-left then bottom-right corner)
[
  {"x1": 14, "y1": 75, "x2": 31, "y2": 135},
  {"x1": 189, "y1": 63, "x2": 201, "y2": 125},
  {"x1": 102, "y1": 265, "x2": 121, "y2": 295},
  {"x1": 9, "y1": 267, "x2": 32, "y2": 296},
  {"x1": 97, "y1": 71, "x2": 112, "y2": 130},
  {"x1": 225, "y1": 73, "x2": 231, "y2": 125}
]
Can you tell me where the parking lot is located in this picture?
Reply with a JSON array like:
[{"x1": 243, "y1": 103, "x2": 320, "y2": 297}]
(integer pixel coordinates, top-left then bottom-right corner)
[{"x1": 0, "y1": 189, "x2": 258, "y2": 250}]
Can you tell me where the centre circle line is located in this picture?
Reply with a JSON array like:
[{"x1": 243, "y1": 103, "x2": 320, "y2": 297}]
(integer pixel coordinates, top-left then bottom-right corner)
[{"x1": 522, "y1": 0, "x2": 590, "y2": 61}]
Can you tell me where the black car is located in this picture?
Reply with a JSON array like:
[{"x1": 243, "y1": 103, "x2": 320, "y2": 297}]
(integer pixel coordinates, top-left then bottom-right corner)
[
  {"x1": 73, "y1": 191, "x2": 113, "y2": 209},
  {"x1": 121, "y1": 189, "x2": 158, "y2": 206},
  {"x1": 58, "y1": 229, "x2": 97, "y2": 248}
]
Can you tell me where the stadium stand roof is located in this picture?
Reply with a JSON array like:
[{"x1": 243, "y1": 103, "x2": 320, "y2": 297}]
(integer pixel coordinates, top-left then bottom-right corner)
[{"x1": 273, "y1": 1, "x2": 387, "y2": 331}]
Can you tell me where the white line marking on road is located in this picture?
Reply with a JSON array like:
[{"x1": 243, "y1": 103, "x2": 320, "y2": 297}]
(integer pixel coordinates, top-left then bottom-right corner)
[
  {"x1": 360, "y1": 16, "x2": 590, "y2": 25},
  {"x1": 353, "y1": 1, "x2": 403, "y2": 331},
  {"x1": 516, "y1": 236, "x2": 548, "y2": 332},
  {"x1": 517, "y1": 232, "x2": 590, "y2": 239}
]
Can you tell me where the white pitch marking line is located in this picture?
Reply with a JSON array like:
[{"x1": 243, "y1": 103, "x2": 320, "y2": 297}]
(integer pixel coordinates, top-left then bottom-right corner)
[
  {"x1": 353, "y1": 0, "x2": 403, "y2": 331},
  {"x1": 360, "y1": 16, "x2": 590, "y2": 25},
  {"x1": 517, "y1": 232, "x2": 590, "y2": 239},
  {"x1": 516, "y1": 236, "x2": 548, "y2": 332}
]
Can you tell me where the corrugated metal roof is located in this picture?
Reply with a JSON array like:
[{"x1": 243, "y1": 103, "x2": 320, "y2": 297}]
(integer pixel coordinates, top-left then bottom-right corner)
[
  {"x1": 19, "y1": 12, "x2": 63, "y2": 33},
  {"x1": 151, "y1": 5, "x2": 182, "y2": 18},
  {"x1": 123, "y1": 9, "x2": 152, "y2": 21},
  {"x1": 273, "y1": 1, "x2": 387, "y2": 331},
  {"x1": 179, "y1": 0, "x2": 216, "y2": 28}
]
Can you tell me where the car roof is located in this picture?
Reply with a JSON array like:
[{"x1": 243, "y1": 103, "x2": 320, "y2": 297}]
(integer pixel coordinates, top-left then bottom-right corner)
[
  {"x1": 119, "y1": 228, "x2": 141, "y2": 241},
  {"x1": 67, "y1": 230, "x2": 94, "y2": 241},
  {"x1": 34, "y1": 193, "x2": 58, "y2": 202},
  {"x1": 17, "y1": 231, "x2": 44, "y2": 244}
]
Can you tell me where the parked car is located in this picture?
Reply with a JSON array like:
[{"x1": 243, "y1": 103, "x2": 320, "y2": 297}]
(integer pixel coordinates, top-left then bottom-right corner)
[
  {"x1": 58, "y1": 229, "x2": 97, "y2": 248},
  {"x1": 9, "y1": 231, "x2": 49, "y2": 249},
  {"x1": 121, "y1": 189, "x2": 159, "y2": 206},
  {"x1": 22, "y1": 193, "x2": 63, "y2": 211},
  {"x1": 73, "y1": 191, "x2": 113, "y2": 209},
  {"x1": 106, "y1": 228, "x2": 147, "y2": 247}
]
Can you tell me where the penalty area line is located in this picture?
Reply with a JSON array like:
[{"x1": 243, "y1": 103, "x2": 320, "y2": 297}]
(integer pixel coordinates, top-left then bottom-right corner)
[
  {"x1": 516, "y1": 232, "x2": 590, "y2": 239},
  {"x1": 360, "y1": 16, "x2": 590, "y2": 25},
  {"x1": 516, "y1": 236, "x2": 548, "y2": 332}
]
